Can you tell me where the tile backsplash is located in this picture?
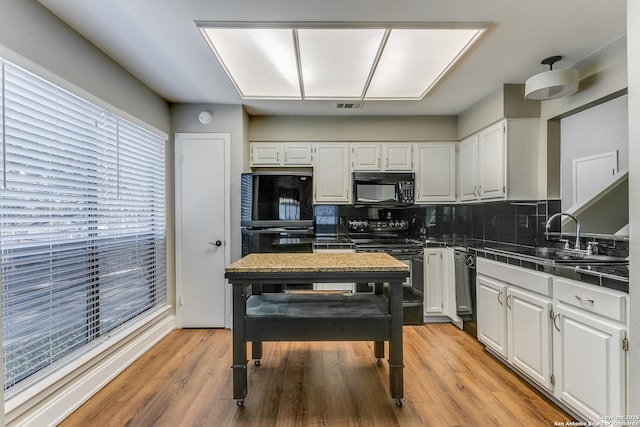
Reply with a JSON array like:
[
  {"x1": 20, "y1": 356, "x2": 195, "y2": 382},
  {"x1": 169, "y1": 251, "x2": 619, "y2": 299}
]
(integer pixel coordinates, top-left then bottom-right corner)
[{"x1": 314, "y1": 200, "x2": 628, "y2": 257}]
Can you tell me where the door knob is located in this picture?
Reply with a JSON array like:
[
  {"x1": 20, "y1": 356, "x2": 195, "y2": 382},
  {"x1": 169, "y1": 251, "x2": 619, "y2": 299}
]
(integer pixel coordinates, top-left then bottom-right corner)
[{"x1": 208, "y1": 240, "x2": 223, "y2": 247}]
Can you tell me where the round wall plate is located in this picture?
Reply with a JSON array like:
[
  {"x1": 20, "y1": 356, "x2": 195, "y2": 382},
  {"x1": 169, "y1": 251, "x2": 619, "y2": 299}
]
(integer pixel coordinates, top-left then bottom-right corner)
[{"x1": 198, "y1": 110, "x2": 212, "y2": 124}]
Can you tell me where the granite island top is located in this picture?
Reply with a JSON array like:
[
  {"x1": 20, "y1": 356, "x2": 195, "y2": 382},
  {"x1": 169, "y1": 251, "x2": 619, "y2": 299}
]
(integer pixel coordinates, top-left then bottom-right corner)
[{"x1": 225, "y1": 252, "x2": 409, "y2": 274}]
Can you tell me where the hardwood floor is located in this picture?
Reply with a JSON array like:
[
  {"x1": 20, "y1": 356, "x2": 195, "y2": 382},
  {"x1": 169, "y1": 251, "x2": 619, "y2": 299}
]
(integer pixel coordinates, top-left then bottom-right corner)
[{"x1": 60, "y1": 324, "x2": 574, "y2": 426}]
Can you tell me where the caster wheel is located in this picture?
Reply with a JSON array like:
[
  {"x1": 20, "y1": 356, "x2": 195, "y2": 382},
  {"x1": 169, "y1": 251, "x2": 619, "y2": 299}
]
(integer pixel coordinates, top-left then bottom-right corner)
[
  {"x1": 236, "y1": 399, "x2": 244, "y2": 407},
  {"x1": 395, "y1": 398, "x2": 404, "y2": 407},
  {"x1": 254, "y1": 360, "x2": 261, "y2": 366},
  {"x1": 376, "y1": 358, "x2": 382, "y2": 366}
]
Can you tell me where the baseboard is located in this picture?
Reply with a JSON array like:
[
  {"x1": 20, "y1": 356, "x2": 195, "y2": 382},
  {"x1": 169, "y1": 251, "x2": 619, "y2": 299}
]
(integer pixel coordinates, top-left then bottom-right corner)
[
  {"x1": 6, "y1": 309, "x2": 176, "y2": 426},
  {"x1": 422, "y1": 315, "x2": 452, "y2": 324}
]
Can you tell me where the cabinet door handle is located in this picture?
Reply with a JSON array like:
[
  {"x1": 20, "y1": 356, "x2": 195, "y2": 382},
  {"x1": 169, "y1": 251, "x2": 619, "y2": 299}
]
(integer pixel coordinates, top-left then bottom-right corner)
[
  {"x1": 506, "y1": 294, "x2": 512, "y2": 309},
  {"x1": 575, "y1": 295, "x2": 595, "y2": 304},
  {"x1": 553, "y1": 313, "x2": 561, "y2": 332},
  {"x1": 497, "y1": 290, "x2": 504, "y2": 306}
]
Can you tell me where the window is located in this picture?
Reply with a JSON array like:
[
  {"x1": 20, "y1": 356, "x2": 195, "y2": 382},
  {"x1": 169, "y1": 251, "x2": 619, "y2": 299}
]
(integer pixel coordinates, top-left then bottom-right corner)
[{"x1": 0, "y1": 60, "x2": 167, "y2": 394}]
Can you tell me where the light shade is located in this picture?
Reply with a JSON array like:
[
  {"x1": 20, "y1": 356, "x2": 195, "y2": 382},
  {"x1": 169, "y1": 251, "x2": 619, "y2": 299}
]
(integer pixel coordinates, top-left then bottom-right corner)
[
  {"x1": 198, "y1": 23, "x2": 487, "y2": 100},
  {"x1": 524, "y1": 68, "x2": 579, "y2": 100}
]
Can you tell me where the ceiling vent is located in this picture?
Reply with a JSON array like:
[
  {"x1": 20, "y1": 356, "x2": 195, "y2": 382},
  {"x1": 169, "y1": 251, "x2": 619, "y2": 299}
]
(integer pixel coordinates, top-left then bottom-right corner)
[{"x1": 336, "y1": 102, "x2": 365, "y2": 110}]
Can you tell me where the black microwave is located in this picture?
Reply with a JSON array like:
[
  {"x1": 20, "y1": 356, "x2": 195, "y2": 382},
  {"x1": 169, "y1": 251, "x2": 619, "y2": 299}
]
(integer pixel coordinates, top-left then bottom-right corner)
[{"x1": 352, "y1": 172, "x2": 415, "y2": 206}]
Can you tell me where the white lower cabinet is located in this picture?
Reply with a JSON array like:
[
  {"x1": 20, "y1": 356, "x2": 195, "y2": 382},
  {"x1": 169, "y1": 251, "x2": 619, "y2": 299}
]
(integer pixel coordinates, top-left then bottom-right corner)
[
  {"x1": 552, "y1": 277, "x2": 628, "y2": 423},
  {"x1": 507, "y1": 285, "x2": 553, "y2": 390},
  {"x1": 476, "y1": 259, "x2": 554, "y2": 390},
  {"x1": 477, "y1": 259, "x2": 630, "y2": 423},
  {"x1": 424, "y1": 249, "x2": 443, "y2": 315},
  {"x1": 476, "y1": 275, "x2": 508, "y2": 357},
  {"x1": 313, "y1": 248, "x2": 355, "y2": 292}
]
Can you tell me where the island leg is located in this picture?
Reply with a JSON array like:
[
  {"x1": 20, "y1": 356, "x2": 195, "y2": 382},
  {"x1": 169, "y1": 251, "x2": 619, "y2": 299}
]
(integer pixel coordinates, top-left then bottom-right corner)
[
  {"x1": 232, "y1": 283, "x2": 248, "y2": 404},
  {"x1": 374, "y1": 341, "x2": 385, "y2": 365},
  {"x1": 388, "y1": 279, "x2": 404, "y2": 406},
  {"x1": 252, "y1": 342, "x2": 262, "y2": 366},
  {"x1": 373, "y1": 281, "x2": 385, "y2": 363}
]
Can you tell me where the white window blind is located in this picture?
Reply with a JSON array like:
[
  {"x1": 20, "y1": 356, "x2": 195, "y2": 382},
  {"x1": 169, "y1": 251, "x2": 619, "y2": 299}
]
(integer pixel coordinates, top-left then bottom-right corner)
[{"x1": 0, "y1": 60, "x2": 167, "y2": 394}]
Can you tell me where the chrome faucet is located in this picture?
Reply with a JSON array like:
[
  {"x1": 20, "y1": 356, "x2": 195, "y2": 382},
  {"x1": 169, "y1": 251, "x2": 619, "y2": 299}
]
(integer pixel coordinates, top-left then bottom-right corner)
[{"x1": 545, "y1": 212, "x2": 581, "y2": 250}]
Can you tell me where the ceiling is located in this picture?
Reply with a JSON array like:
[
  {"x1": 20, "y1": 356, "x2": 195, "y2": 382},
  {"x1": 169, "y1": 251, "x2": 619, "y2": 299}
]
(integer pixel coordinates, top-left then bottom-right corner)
[{"x1": 37, "y1": 0, "x2": 626, "y2": 116}]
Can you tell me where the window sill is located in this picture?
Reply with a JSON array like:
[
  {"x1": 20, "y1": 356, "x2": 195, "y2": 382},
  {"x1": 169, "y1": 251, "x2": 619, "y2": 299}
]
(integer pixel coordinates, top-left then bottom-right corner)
[{"x1": 5, "y1": 305, "x2": 175, "y2": 426}]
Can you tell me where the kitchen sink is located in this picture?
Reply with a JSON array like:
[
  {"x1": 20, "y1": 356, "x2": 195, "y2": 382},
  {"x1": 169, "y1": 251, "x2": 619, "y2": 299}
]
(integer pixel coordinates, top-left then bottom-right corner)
[{"x1": 485, "y1": 247, "x2": 628, "y2": 264}]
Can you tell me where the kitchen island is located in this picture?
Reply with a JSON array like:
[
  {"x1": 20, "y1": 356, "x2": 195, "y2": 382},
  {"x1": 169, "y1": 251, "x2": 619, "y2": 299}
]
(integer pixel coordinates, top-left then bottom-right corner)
[{"x1": 225, "y1": 252, "x2": 410, "y2": 407}]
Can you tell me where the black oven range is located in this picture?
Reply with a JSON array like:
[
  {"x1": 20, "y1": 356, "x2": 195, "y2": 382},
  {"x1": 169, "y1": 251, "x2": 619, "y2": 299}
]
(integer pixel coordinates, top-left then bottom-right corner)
[{"x1": 348, "y1": 219, "x2": 424, "y2": 325}]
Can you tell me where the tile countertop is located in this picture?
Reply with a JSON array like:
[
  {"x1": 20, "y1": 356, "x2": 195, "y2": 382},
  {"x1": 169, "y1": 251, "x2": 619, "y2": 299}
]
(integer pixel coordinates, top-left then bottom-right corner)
[
  {"x1": 312, "y1": 236, "x2": 629, "y2": 293},
  {"x1": 225, "y1": 252, "x2": 409, "y2": 273},
  {"x1": 472, "y1": 246, "x2": 629, "y2": 294}
]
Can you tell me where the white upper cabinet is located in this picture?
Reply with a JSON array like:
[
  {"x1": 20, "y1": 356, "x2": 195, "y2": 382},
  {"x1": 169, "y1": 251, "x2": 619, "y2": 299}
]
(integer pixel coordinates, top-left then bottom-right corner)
[
  {"x1": 351, "y1": 144, "x2": 381, "y2": 170},
  {"x1": 457, "y1": 118, "x2": 538, "y2": 202},
  {"x1": 251, "y1": 143, "x2": 281, "y2": 166},
  {"x1": 283, "y1": 143, "x2": 313, "y2": 165},
  {"x1": 383, "y1": 143, "x2": 413, "y2": 170},
  {"x1": 351, "y1": 143, "x2": 412, "y2": 171},
  {"x1": 458, "y1": 134, "x2": 478, "y2": 201},
  {"x1": 250, "y1": 142, "x2": 313, "y2": 167},
  {"x1": 415, "y1": 142, "x2": 456, "y2": 203},
  {"x1": 477, "y1": 121, "x2": 506, "y2": 199},
  {"x1": 313, "y1": 144, "x2": 351, "y2": 204}
]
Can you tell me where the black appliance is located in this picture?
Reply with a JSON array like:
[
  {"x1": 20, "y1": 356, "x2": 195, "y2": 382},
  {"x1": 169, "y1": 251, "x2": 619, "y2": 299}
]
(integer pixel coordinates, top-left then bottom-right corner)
[
  {"x1": 352, "y1": 172, "x2": 415, "y2": 206},
  {"x1": 454, "y1": 248, "x2": 477, "y2": 338},
  {"x1": 348, "y1": 218, "x2": 424, "y2": 325},
  {"x1": 241, "y1": 171, "x2": 314, "y2": 257}
]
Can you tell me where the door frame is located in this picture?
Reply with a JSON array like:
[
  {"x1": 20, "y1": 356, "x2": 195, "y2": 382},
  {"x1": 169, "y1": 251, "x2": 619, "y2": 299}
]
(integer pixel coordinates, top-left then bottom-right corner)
[{"x1": 174, "y1": 132, "x2": 231, "y2": 328}]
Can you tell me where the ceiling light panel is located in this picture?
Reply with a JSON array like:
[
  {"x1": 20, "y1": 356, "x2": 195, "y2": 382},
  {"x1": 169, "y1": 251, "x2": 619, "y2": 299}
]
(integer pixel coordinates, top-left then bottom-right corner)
[
  {"x1": 297, "y1": 29, "x2": 386, "y2": 99},
  {"x1": 365, "y1": 28, "x2": 485, "y2": 99},
  {"x1": 198, "y1": 23, "x2": 487, "y2": 100},
  {"x1": 201, "y1": 28, "x2": 301, "y2": 99}
]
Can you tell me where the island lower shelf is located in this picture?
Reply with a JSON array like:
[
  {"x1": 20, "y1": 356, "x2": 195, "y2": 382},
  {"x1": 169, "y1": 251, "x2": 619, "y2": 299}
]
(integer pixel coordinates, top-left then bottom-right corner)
[{"x1": 244, "y1": 292, "x2": 392, "y2": 342}]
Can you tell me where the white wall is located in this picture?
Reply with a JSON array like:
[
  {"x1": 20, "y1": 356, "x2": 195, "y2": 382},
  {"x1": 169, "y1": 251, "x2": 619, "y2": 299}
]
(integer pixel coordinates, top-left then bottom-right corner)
[
  {"x1": 537, "y1": 36, "x2": 628, "y2": 200},
  {"x1": 0, "y1": 0, "x2": 170, "y2": 134},
  {"x1": 627, "y1": 0, "x2": 639, "y2": 418},
  {"x1": 560, "y1": 94, "x2": 628, "y2": 210},
  {"x1": 249, "y1": 115, "x2": 458, "y2": 142}
]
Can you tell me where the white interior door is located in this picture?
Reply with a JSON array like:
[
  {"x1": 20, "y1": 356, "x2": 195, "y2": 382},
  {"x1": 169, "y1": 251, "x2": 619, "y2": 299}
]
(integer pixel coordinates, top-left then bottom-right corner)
[
  {"x1": 175, "y1": 133, "x2": 230, "y2": 327},
  {"x1": 572, "y1": 150, "x2": 618, "y2": 205}
]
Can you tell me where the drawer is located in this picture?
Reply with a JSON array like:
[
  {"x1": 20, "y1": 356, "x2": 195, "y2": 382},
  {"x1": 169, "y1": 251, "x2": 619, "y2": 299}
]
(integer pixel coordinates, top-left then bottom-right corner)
[
  {"x1": 477, "y1": 258, "x2": 553, "y2": 297},
  {"x1": 554, "y1": 277, "x2": 627, "y2": 323}
]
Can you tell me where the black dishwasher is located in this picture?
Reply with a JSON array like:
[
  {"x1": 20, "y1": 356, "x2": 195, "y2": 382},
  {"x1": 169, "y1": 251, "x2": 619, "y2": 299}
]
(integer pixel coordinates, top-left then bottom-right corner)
[{"x1": 454, "y1": 248, "x2": 477, "y2": 338}]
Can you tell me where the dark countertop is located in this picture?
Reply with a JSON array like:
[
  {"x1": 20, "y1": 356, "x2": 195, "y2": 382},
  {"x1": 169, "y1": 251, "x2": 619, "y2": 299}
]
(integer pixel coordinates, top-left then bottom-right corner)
[
  {"x1": 470, "y1": 244, "x2": 629, "y2": 294},
  {"x1": 314, "y1": 235, "x2": 629, "y2": 293}
]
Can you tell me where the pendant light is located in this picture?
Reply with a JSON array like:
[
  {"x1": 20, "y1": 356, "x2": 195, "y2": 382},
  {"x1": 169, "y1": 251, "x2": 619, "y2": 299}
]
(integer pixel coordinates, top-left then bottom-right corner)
[{"x1": 524, "y1": 55, "x2": 579, "y2": 100}]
